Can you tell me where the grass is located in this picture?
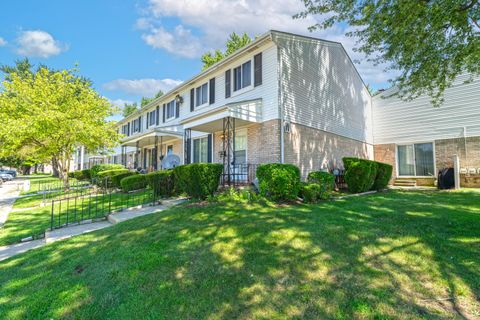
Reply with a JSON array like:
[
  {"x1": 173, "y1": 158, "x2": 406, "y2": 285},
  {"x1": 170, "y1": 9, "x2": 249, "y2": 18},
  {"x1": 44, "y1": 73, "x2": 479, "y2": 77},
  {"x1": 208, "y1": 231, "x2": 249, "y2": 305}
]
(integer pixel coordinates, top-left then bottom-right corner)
[
  {"x1": 1, "y1": 189, "x2": 479, "y2": 319},
  {"x1": 0, "y1": 187, "x2": 153, "y2": 246}
]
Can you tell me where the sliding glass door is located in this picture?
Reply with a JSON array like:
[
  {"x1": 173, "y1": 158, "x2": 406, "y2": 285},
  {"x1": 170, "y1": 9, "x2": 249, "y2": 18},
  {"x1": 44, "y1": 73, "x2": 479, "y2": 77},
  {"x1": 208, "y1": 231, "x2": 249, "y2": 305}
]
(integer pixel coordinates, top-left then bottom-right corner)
[{"x1": 397, "y1": 143, "x2": 434, "y2": 176}]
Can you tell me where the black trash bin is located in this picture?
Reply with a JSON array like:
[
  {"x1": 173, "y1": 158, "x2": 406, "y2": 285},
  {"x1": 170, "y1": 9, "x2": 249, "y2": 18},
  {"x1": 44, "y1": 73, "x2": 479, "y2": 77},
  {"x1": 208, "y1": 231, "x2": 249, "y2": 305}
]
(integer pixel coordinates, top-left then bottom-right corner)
[{"x1": 438, "y1": 168, "x2": 455, "y2": 189}]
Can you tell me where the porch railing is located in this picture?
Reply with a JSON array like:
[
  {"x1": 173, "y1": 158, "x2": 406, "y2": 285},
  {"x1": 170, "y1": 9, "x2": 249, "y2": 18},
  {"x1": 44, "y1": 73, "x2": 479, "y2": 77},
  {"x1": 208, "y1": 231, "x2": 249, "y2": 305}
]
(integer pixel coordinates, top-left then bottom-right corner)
[{"x1": 221, "y1": 163, "x2": 258, "y2": 187}]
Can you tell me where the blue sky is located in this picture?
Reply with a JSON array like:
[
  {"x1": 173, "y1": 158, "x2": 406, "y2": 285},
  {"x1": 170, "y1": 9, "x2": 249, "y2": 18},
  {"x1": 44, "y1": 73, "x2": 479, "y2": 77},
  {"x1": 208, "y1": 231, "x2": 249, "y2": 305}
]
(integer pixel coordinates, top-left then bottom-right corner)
[{"x1": 0, "y1": 0, "x2": 393, "y2": 112}]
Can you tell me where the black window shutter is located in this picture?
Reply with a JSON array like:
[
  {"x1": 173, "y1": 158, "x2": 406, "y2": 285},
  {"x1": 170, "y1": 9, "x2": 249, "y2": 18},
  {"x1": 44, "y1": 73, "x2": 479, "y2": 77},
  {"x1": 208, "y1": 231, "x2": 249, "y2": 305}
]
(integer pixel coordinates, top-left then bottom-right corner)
[
  {"x1": 127, "y1": 122, "x2": 130, "y2": 136},
  {"x1": 156, "y1": 106, "x2": 159, "y2": 125},
  {"x1": 146, "y1": 113, "x2": 149, "y2": 129},
  {"x1": 176, "y1": 100, "x2": 180, "y2": 118},
  {"x1": 162, "y1": 104, "x2": 166, "y2": 123},
  {"x1": 139, "y1": 116, "x2": 142, "y2": 131},
  {"x1": 209, "y1": 78, "x2": 215, "y2": 104},
  {"x1": 254, "y1": 52, "x2": 262, "y2": 87},
  {"x1": 207, "y1": 134, "x2": 212, "y2": 163},
  {"x1": 190, "y1": 88, "x2": 195, "y2": 111},
  {"x1": 225, "y1": 70, "x2": 231, "y2": 98}
]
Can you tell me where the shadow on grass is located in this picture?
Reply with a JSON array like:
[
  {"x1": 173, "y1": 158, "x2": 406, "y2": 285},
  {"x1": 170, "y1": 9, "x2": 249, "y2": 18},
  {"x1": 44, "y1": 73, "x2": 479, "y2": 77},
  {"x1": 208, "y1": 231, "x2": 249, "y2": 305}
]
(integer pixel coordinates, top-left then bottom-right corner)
[{"x1": 0, "y1": 190, "x2": 479, "y2": 319}]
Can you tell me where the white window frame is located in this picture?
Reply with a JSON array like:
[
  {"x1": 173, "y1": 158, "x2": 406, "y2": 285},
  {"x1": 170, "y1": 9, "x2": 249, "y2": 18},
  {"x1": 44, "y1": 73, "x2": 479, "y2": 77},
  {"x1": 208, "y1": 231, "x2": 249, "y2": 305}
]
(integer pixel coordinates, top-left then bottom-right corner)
[
  {"x1": 231, "y1": 59, "x2": 253, "y2": 96},
  {"x1": 165, "y1": 100, "x2": 176, "y2": 121},
  {"x1": 192, "y1": 135, "x2": 210, "y2": 163},
  {"x1": 195, "y1": 82, "x2": 209, "y2": 108},
  {"x1": 148, "y1": 110, "x2": 156, "y2": 127},
  {"x1": 395, "y1": 141, "x2": 436, "y2": 178}
]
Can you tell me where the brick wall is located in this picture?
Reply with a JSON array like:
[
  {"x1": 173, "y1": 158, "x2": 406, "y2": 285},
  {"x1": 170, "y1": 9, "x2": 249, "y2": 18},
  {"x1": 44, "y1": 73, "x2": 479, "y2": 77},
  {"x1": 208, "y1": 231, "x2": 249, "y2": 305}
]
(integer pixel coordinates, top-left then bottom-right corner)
[
  {"x1": 212, "y1": 119, "x2": 281, "y2": 164},
  {"x1": 435, "y1": 136, "x2": 480, "y2": 169},
  {"x1": 373, "y1": 144, "x2": 396, "y2": 184},
  {"x1": 284, "y1": 122, "x2": 373, "y2": 178}
]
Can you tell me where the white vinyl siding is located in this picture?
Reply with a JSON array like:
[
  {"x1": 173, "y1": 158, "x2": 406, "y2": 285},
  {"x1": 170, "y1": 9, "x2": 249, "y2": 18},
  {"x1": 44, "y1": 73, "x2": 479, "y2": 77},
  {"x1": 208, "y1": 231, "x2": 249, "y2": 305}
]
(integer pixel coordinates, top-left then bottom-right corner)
[
  {"x1": 273, "y1": 33, "x2": 373, "y2": 145},
  {"x1": 372, "y1": 74, "x2": 480, "y2": 144}
]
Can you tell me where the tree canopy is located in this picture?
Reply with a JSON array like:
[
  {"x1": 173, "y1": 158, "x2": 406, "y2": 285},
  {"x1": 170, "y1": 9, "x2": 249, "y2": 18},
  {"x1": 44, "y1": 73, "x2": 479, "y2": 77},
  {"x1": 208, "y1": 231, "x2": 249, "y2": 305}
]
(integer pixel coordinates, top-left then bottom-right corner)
[
  {"x1": 0, "y1": 62, "x2": 120, "y2": 186},
  {"x1": 201, "y1": 32, "x2": 253, "y2": 70},
  {"x1": 296, "y1": 0, "x2": 480, "y2": 105},
  {"x1": 122, "y1": 90, "x2": 164, "y2": 117}
]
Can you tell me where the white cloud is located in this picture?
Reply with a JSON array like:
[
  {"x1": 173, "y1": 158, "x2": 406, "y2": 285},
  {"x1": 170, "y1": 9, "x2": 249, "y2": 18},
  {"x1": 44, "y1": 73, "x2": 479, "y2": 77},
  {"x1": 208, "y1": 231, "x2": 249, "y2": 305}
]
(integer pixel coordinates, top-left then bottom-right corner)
[
  {"x1": 0, "y1": 37, "x2": 7, "y2": 46},
  {"x1": 103, "y1": 78, "x2": 183, "y2": 96},
  {"x1": 109, "y1": 98, "x2": 134, "y2": 108},
  {"x1": 16, "y1": 30, "x2": 66, "y2": 58},
  {"x1": 142, "y1": 25, "x2": 202, "y2": 58},
  {"x1": 138, "y1": 0, "x2": 396, "y2": 87}
]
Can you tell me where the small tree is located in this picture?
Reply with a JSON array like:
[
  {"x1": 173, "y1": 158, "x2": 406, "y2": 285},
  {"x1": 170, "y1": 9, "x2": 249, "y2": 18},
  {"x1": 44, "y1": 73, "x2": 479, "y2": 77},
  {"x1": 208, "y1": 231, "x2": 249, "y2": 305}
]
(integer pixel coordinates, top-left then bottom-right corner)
[
  {"x1": 0, "y1": 65, "x2": 120, "y2": 188},
  {"x1": 201, "y1": 32, "x2": 253, "y2": 70}
]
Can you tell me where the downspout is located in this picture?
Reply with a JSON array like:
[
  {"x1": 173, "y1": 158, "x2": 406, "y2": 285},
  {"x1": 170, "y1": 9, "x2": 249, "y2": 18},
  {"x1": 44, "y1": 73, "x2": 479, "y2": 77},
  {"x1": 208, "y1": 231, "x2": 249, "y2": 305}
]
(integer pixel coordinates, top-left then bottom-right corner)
[{"x1": 276, "y1": 35, "x2": 285, "y2": 164}]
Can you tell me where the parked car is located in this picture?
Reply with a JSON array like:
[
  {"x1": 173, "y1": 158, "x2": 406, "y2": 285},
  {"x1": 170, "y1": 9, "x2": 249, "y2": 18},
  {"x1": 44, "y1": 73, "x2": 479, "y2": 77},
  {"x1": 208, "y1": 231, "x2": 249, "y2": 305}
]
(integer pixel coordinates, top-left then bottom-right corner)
[
  {"x1": 0, "y1": 169, "x2": 16, "y2": 178},
  {"x1": 0, "y1": 173, "x2": 13, "y2": 182}
]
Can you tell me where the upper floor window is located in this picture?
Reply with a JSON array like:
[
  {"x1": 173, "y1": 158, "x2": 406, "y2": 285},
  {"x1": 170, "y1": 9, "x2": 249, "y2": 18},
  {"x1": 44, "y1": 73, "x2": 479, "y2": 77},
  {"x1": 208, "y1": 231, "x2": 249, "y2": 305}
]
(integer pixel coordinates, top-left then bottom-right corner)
[
  {"x1": 195, "y1": 83, "x2": 208, "y2": 107},
  {"x1": 233, "y1": 60, "x2": 251, "y2": 91},
  {"x1": 133, "y1": 116, "x2": 141, "y2": 133},
  {"x1": 148, "y1": 110, "x2": 156, "y2": 126},
  {"x1": 166, "y1": 100, "x2": 176, "y2": 120},
  {"x1": 122, "y1": 124, "x2": 129, "y2": 136}
]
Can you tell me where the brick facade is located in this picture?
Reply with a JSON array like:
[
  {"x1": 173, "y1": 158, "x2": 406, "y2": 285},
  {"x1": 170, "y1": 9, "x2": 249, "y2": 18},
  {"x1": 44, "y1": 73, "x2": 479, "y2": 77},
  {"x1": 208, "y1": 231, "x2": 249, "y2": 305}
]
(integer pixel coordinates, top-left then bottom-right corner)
[
  {"x1": 284, "y1": 122, "x2": 373, "y2": 178},
  {"x1": 212, "y1": 119, "x2": 281, "y2": 164},
  {"x1": 374, "y1": 136, "x2": 480, "y2": 187}
]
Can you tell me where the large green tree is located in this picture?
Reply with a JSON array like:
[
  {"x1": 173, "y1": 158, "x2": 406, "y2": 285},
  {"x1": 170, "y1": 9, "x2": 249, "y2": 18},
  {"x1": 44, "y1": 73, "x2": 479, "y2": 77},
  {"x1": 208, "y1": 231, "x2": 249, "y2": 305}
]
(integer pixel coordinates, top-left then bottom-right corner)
[
  {"x1": 0, "y1": 65, "x2": 120, "y2": 187},
  {"x1": 201, "y1": 32, "x2": 253, "y2": 70},
  {"x1": 296, "y1": 0, "x2": 480, "y2": 105}
]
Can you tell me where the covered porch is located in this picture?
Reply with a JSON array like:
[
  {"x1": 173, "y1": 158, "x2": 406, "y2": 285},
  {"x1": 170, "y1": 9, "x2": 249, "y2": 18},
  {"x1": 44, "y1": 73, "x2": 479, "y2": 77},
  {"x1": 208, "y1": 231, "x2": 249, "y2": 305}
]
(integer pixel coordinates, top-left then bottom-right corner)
[
  {"x1": 182, "y1": 99, "x2": 264, "y2": 186},
  {"x1": 120, "y1": 127, "x2": 184, "y2": 171}
]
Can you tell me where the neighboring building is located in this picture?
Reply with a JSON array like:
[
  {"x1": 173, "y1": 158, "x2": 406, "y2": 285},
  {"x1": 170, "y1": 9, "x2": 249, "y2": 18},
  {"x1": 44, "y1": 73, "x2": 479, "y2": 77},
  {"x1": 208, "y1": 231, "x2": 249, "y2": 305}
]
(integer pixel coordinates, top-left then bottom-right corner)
[
  {"x1": 373, "y1": 74, "x2": 480, "y2": 187},
  {"x1": 73, "y1": 30, "x2": 480, "y2": 187}
]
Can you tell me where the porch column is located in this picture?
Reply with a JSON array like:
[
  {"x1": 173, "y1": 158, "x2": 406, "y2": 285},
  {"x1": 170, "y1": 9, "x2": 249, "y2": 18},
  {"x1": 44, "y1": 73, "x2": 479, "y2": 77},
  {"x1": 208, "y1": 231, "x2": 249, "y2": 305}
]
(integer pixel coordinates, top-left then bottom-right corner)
[
  {"x1": 184, "y1": 129, "x2": 192, "y2": 164},
  {"x1": 134, "y1": 141, "x2": 139, "y2": 168},
  {"x1": 154, "y1": 136, "x2": 159, "y2": 171}
]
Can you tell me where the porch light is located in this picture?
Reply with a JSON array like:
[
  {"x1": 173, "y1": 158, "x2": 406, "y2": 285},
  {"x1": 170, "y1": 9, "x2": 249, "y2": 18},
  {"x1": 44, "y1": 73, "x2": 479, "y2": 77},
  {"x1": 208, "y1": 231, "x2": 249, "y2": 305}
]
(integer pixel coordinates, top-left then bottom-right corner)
[{"x1": 175, "y1": 94, "x2": 184, "y2": 105}]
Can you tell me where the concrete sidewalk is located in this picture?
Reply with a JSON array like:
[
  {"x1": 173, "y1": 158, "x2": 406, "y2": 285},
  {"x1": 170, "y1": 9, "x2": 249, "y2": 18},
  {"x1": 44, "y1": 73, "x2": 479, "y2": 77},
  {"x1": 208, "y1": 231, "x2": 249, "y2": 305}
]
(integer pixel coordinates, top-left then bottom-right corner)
[
  {"x1": 0, "y1": 198, "x2": 186, "y2": 262},
  {"x1": 0, "y1": 180, "x2": 23, "y2": 227}
]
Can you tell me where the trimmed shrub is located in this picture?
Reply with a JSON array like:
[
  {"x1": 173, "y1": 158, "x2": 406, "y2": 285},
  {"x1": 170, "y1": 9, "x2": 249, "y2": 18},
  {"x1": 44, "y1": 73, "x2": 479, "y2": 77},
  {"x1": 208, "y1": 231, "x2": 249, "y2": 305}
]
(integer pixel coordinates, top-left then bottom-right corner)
[
  {"x1": 307, "y1": 171, "x2": 335, "y2": 192},
  {"x1": 96, "y1": 169, "x2": 129, "y2": 188},
  {"x1": 173, "y1": 163, "x2": 223, "y2": 199},
  {"x1": 120, "y1": 174, "x2": 148, "y2": 192},
  {"x1": 256, "y1": 163, "x2": 301, "y2": 202},
  {"x1": 73, "y1": 169, "x2": 91, "y2": 181},
  {"x1": 90, "y1": 164, "x2": 124, "y2": 180},
  {"x1": 146, "y1": 170, "x2": 175, "y2": 198},
  {"x1": 343, "y1": 157, "x2": 378, "y2": 193},
  {"x1": 372, "y1": 162, "x2": 393, "y2": 190},
  {"x1": 111, "y1": 171, "x2": 137, "y2": 188},
  {"x1": 67, "y1": 172, "x2": 75, "y2": 178},
  {"x1": 300, "y1": 182, "x2": 324, "y2": 203}
]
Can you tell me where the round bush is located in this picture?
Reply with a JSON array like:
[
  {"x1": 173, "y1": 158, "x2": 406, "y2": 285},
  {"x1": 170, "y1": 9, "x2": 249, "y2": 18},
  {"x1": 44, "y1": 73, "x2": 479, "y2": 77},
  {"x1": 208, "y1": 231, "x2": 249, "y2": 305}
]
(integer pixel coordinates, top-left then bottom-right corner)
[
  {"x1": 343, "y1": 158, "x2": 378, "y2": 193},
  {"x1": 372, "y1": 162, "x2": 393, "y2": 190},
  {"x1": 307, "y1": 171, "x2": 335, "y2": 192},
  {"x1": 96, "y1": 169, "x2": 130, "y2": 188},
  {"x1": 300, "y1": 182, "x2": 324, "y2": 203},
  {"x1": 120, "y1": 174, "x2": 148, "y2": 192},
  {"x1": 146, "y1": 170, "x2": 175, "y2": 198},
  {"x1": 173, "y1": 163, "x2": 223, "y2": 199},
  {"x1": 256, "y1": 163, "x2": 301, "y2": 202},
  {"x1": 73, "y1": 169, "x2": 91, "y2": 181},
  {"x1": 112, "y1": 171, "x2": 137, "y2": 188},
  {"x1": 90, "y1": 164, "x2": 125, "y2": 180}
]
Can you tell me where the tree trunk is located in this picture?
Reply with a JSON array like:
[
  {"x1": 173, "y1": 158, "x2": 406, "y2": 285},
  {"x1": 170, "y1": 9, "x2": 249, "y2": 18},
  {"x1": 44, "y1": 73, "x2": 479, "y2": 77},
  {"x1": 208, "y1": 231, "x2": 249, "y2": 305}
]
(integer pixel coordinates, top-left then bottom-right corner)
[
  {"x1": 52, "y1": 157, "x2": 60, "y2": 177},
  {"x1": 21, "y1": 165, "x2": 31, "y2": 175},
  {"x1": 33, "y1": 164, "x2": 38, "y2": 174}
]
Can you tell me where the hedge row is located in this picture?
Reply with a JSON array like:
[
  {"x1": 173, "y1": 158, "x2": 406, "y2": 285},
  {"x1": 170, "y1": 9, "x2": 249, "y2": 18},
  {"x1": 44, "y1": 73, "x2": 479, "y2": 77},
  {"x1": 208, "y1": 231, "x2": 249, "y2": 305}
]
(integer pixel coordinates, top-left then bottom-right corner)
[
  {"x1": 173, "y1": 163, "x2": 223, "y2": 199},
  {"x1": 120, "y1": 174, "x2": 148, "y2": 192},
  {"x1": 145, "y1": 170, "x2": 175, "y2": 198},
  {"x1": 90, "y1": 164, "x2": 125, "y2": 180},
  {"x1": 96, "y1": 169, "x2": 130, "y2": 188},
  {"x1": 343, "y1": 157, "x2": 392, "y2": 193},
  {"x1": 256, "y1": 163, "x2": 301, "y2": 201}
]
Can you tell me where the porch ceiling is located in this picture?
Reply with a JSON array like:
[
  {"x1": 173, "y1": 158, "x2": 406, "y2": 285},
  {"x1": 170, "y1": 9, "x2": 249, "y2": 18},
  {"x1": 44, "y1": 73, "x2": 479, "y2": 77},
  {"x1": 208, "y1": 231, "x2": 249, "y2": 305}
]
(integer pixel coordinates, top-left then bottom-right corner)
[
  {"x1": 121, "y1": 128, "x2": 183, "y2": 147},
  {"x1": 182, "y1": 98, "x2": 263, "y2": 133}
]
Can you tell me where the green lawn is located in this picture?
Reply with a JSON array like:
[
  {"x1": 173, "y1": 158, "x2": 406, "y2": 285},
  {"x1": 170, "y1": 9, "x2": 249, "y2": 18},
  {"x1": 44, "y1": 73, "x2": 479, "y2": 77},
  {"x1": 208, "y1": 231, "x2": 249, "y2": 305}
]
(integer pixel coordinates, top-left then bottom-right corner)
[
  {"x1": 1, "y1": 188, "x2": 153, "y2": 246},
  {"x1": 1, "y1": 190, "x2": 479, "y2": 319}
]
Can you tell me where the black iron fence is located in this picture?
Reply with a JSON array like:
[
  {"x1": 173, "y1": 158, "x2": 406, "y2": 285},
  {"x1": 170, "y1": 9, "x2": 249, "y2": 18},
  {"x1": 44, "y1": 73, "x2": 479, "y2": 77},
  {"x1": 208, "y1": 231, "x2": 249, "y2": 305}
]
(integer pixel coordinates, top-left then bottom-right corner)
[
  {"x1": 221, "y1": 163, "x2": 258, "y2": 187},
  {"x1": 50, "y1": 181, "x2": 157, "y2": 230}
]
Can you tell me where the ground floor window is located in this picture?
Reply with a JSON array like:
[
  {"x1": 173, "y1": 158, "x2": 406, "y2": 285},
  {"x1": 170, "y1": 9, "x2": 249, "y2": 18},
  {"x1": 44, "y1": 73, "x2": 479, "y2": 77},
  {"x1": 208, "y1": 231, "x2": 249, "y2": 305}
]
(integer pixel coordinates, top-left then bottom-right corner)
[
  {"x1": 234, "y1": 132, "x2": 247, "y2": 164},
  {"x1": 397, "y1": 143, "x2": 434, "y2": 176},
  {"x1": 167, "y1": 145, "x2": 173, "y2": 155},
  {"x1": 193, "y1": 137, "x2": 208, "y2": 163}
]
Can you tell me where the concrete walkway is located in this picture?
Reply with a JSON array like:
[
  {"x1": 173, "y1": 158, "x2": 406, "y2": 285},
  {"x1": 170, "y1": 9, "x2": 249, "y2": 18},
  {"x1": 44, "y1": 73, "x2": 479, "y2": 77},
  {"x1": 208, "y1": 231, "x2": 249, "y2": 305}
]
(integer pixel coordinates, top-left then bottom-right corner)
[
  {"x1": 0, "y1": 180, "x2": 23, "y2": 227},
  {"x1": 0, "y1": 198, "x2": 186, "y2": 262}
]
